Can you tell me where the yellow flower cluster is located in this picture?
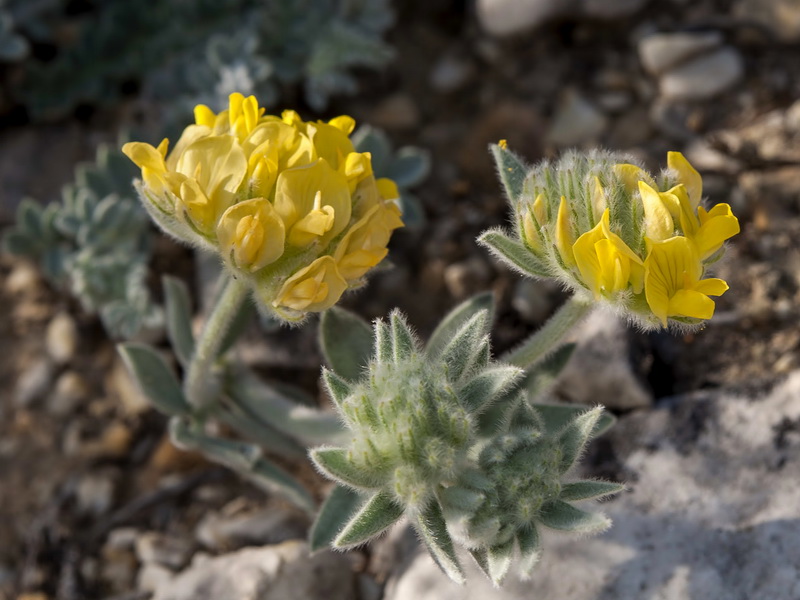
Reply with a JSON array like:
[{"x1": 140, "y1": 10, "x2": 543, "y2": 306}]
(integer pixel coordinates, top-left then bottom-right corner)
[
  {"x1": 123, "y1": 93, "x2": 403, "y2": 321},
  {"x1": 518, "y1": 151, "x2": 739, "y2": 328}
]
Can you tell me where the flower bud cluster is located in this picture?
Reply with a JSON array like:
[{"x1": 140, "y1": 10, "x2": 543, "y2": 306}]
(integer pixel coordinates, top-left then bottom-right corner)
[
  {"x1": 123, "y1": 93, "x2": 403, "y2": 321},
  {"x1": 504, "y1": 148, "x2": 739, "y2": 328},
  {"x1": 312, "y1": 309, "x2": 619, "y2": 584}
]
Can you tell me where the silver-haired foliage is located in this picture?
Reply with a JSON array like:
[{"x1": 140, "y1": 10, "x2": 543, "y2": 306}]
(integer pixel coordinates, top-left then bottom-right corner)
[
  {"x1": 311, "y1": 295, "x2": 623, "y2": 585},
  {"x1": 2, "y1": 143, "x2": 161, "y2": 338}
]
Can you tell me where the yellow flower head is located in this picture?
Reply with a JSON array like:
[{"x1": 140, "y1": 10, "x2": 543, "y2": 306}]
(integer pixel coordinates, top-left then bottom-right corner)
[
  {"x1": 123, "y1": 92, "x2": 403, "y2": 323},
  {"x1": 494, "y1": 147, "x2": 738, "y2": 329}
]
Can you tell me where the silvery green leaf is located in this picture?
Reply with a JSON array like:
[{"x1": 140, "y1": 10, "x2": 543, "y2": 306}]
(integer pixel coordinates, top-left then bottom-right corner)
[
  {"x1": 390, "y1": 310, "x2": 417, "y2": 361},
  {"x1": 215, "y1": 398, "x2": 305, "y2": 460},
  {"x1": 334, "y1": 491, "x2": 405, "y2": 549},
  {"x1": 2, "y1": 230, "x2": 38, "y2": 257},
  {"x1": 118, "y1": 343, "x2": 190, "y2": 416},
  {"x1": 163, "y1": 275, "x2": 195, "y2": 367},
  {"x1": 438, "y1": 310, "x2": 489, "y2": 383},
  {"x1": 559, "y1": 480, "x2": 625, "y2": 501},
  {"x1": 311, "y1": 447, "x2": 383, "y2": 490},
  {"x1": 427, "y1": 291, "x2": 494, "y2": 359},
  {"x1": 459, "y1": 365, "x2": 523, "y2": 414},
  {"x1": 490, "y1": 143, "x2": 527, "y2": 204},
  {"x1": 533, "y1": 403, "x2": 615, "y2": 438},
  {"x1": 248, "y1": 457, "x2": 315, "y2": 513},
  {"x1": 538, "y1": 500, "x2": 611, "y2": 534},
  {"x1": 322, "y1": 367, "x2": 352, "y2": 409},
  {"x1": 487, "y1": 539, "x2": 515, "y2": 586},
  {"x1": 352, "y1": 126, "x2": 391, "y2": 173},
  {"x1": 374, "y1": 319, "x2": 392, "y2": 364},
  {"x1": 388, "y1": 147, "x2": 431, "y2": 187},
  {"x1": 416, "y1": 501, "x2": 465, "y2": 584},
  {"x1": 398, "y1": 193, "x2": 426, "y2": 229},
  {"x1": 310, "y1": 485, "x2": 363, "y2": 552},
  {"x1": 18, "y1": 198, "x2": 44, "y2": 238},
  {"x1": 557, "y1": 406, "x2": 603, "y2": 474},
  {"x1": 478, "y1": 229, "x2": 550, "y2": 278},
  {"x1": 320, "y1": 306, "x2": 373, "y2": 381},
  {"x1": 516, "y1": 525, "x2": 541, "y2": 579}
]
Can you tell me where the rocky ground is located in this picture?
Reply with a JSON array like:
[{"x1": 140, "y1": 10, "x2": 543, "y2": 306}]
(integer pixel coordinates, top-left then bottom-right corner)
[{"x1": 2, "y1": 0, "x2": 800, "y2": 599}]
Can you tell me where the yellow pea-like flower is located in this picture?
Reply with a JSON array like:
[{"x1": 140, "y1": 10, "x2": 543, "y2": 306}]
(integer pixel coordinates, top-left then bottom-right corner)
[
  {"x1": 644, "y1": 236, "x2": 729, "y2": 326},
  {"x1": 274, "y1": 255, "x2": 348, "y2": 314},
  {"x1": 555, "y1": 196, "x2": 576, "y2": 266},
  {"x1": 335, "y1": 202, "x2": 404, "y2": 281},
  {"x1": 667, "y1": 151, "x2": 702, "y2": 208},
  {"x1": 217, "y1": 198, "x2": 285, "y2": 272},
  {"x1": 124, "y1": 93, "x2": 404, "y2": 322},
  {"x1": 638, "y1": 181, "x2": 674, "y2": 242}
]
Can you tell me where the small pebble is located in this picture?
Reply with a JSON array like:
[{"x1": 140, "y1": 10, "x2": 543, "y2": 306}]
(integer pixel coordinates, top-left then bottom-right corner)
[
  {"x1": 76, "y1": 471, "x2": 116, "y2": 516},
  {"x1": 5, "y1": 262, "x2": 40, "y2": 295},
  {"x1": 136, "y1": 532, "x2": 194, "y2": 570},
  {"x1": 547, "y1": 90, "x2": 608, "y2": 146},
  {"x1": 137, "y1": 562, "x2": 174, "y2": 593},
  {"x1": 659, "y1": 46, "x2": 744, "y2": 101},
  {"x1": 46, "y1": 312, "x2": 78, "y2": 364},
  {"x1": 638, "y1": 31, "x2": 722, "y2": 76},
  {"x1": 430, "y1": 54, "x2": 474, "y2": 93},
  {"x1": 48, "y1": 371, "x2": 89, "y2": 416},
  {"x1": 14, "y1": 357, "x2": 55, "y2": 407},
  {"x1": 443, "y1": 257, "x2": 492, "y2": 300}
]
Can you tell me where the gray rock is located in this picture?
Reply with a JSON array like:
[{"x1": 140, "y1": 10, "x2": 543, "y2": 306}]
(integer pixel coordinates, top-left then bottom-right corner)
[
  {"x1": 659, "y1": 46, "x2": 744, "y2": 101},
  {"x1": 195, "y1": 508, "x2": 306, "y2": 551},
  {"x1": 48, "y1": 371, "x2": 89, "y2": 416},
  {"x1": 443, "y1": 257, "x2": 492, "y2": 300},
  {"x1": 547, "y1": 90, "x2": 608, "y2": 147},
  {"x1": 14, "y1": 357, "x2": 55, "y2": 407},
  {"x1": 138, "y1": 562, "x2": 175, "y2": 593},
  {"x1": 430, "y1": 54, "x2": 475, "y2": 93},
  {"x1": 477, "y1": 0, "x2": 647, "y2": 37},
  {"x1": 555, "y1": 310, "x2": 652, "y2": 410},
  {"x1": 136, "y1": 532, "x2": 194, "y2": 570},
  {"x1": 151, "y1": 541, "x2": 355, "y2": 600},
  {"x1": 510, "y1": 278, "x2": 559, "y2": 324},
  {"x1": 386, "y1": 371, "x2": 800, "y2": 599},
  {"x1": 46, "y1": 311, "x2": 78, "y2": 364},
  {"x1": 638, "y1": 32, "x2": 723, "y2": 76},
  {"x1": 75, "y1": 471, "x2": 117, "y2": 516},
  {"x1": 733, "y1": 0, "x2": 800, "y2": 43}
]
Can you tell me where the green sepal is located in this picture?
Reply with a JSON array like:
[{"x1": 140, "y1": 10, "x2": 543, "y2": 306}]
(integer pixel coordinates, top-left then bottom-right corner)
[
  {"x1": 469, "y1": 548, "x2": 491, "y2": 580},
  {"x1": 320, "y1": 306, "x2": 373, "y2": 381},
  {"x1": 439, "y1": 310, "x2": 489, "y2": 383},
  {"x1": 538, "y1": 499, "x2": 610, "y2": 533},
  {"x1": 321, "y1": 367, "x2": 352, "y2": 409},
  {"x1": 516, "y1": 525, "x2": 541, "y2": 579},
  {"x1": 390, "y1": 309, "x2": 418, "y2": 361},
  {"x1": 162, "y1": 275, "x2": 195, "y2": 367},
  {"x1": 523, "y1": 343, "x2": 576, "y2": 400},
  {"x1": 487, "y1": 539, "x2": 515, "y2": 586},
  {"x1": 533, "y1": 403, "x2": 616, "y2": 438},
  {"x1": 170, "y1": 417, "x2": 314, "y2": 513},
  {"x1": 374, "y1": 319, "x2": 392, "y2": 364},
  {"x1": 458, "y1": 365, "x2": 523, "y2": 414},
  {"x1": 427, "y1": 292, "x2": 494, "y2": 359},
  {"x1": 416, "y1": 500, "x2": 465, "y2": 585},
  {"x1": 118, "y1": 343, "x2": 190, "y2": 416},
  {"x1": 311, "y1": 447, "x2": 384, "y2": 490},
  {"x1": 334, "y1": 491, "x2": 405, "y2": 549},
  {"x1": 478, "y1": 229, "x2": 550, "y2": 278},
  {"x1": 559, "y1": 480, "x2": 626, "y2": 501},
  {"x1": 556, "y1": 406, "x2": 603, "y2": 474},
  {"x1": 490, "y1": 143, "x2": 527, "y2": 204},
  {"x1": 310, "y1": 485, "x2": 364, "y2": 552}
]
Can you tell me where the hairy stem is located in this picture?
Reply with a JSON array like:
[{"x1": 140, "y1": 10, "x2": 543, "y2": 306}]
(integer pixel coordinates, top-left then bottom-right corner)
[
  {"x1": 184, "y1": 276, "x2": 248, "y2": 410},
  {"x1": 502, "y1": 296, "x2": 593, "y2": 369}
]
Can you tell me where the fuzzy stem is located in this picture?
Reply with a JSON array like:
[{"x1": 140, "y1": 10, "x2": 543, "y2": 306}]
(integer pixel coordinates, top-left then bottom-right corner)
[
  {"x1": 502, "y1": 296, "x2": 593, "y2": 369},
  {"x1": 184, "y1": 276, "x2": 248, "y2": 410}
]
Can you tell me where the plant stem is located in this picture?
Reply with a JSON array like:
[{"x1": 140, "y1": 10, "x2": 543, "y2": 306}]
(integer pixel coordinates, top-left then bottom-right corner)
[
  {"x1": 502, "y1": 296, "x2": 593, "y2": 369},
  {"x1": 184, "y1": 276, "x2": 248, "y2": 410}
]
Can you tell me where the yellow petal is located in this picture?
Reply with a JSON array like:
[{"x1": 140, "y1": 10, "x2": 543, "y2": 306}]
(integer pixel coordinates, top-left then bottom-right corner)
[
  {"x1": 595, "y1": 238, "x2": 630, "y2": 294},
  {"x1": 522, "y1": 210, "x2": 542, "y2": 253},
  {"x1": 376, "y1": 177, "x2": 399, "y2": 201},
  {"x1": 165, "y1": 124, "x2": 212, "y2": 171},
  {"x1": 274, "y1": 158, "x2": 351, "y2": 245},
  {"x1": 695, "y1": 203, "x2": 740, "y2": 259},
  {"x1": 122, "y1": 142, "x2": 165, "y2": 172},
  {"x1": 667, "y1": 151, "x2": 702, "y2": 208},
  {"x1": 334, "y1": 202, "x2": 403, "y2": 281},
  {"x1": 600, "y1": 209, "x2": 643, "y2": 265},
  {"x1": 532, "y1": 193, "x2": 547, "y2": 225},
  {"x1": 194, "y1": 105, "x2": 217, "y2": 128},
  {"x1": 555, "y1": 196, "x2": 576, "y2": 266},
  {"x1": 639, "y1": 181, "x2": 674, "y2": 242},
  {"x1": 573, "y1": 221, "x2": 606, "y2": 296},
  {"x1": 178, "y1": 178, "x2": 214, "y2": 232},
  {"x1": 693, "y1": 277, "x2": 729, "y2": 297},
  {"x1": 663, "y1": 184, "x2": 699, "y2": 236},
  {"x1": 329, "y1": 115, "x2": 356, "y2": 135},
  {"x1": 217, "y1": 197, "x2": 285, "y2": 271},
  {"x1": 274, "y1": 255, "x2": 347, "y2": 313},
  {"x1": 668, "y1": 289, "x2": 716, "y2": 320},
  {"x1": 614, "y1": 164, "x2": 656, "y2": 193},
  {"x1": 176, "y1": 135, "x2": 247, "y2": 210},
  {"x1": 306, "y1": 121, "x2": 355, "y2": 171}
]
